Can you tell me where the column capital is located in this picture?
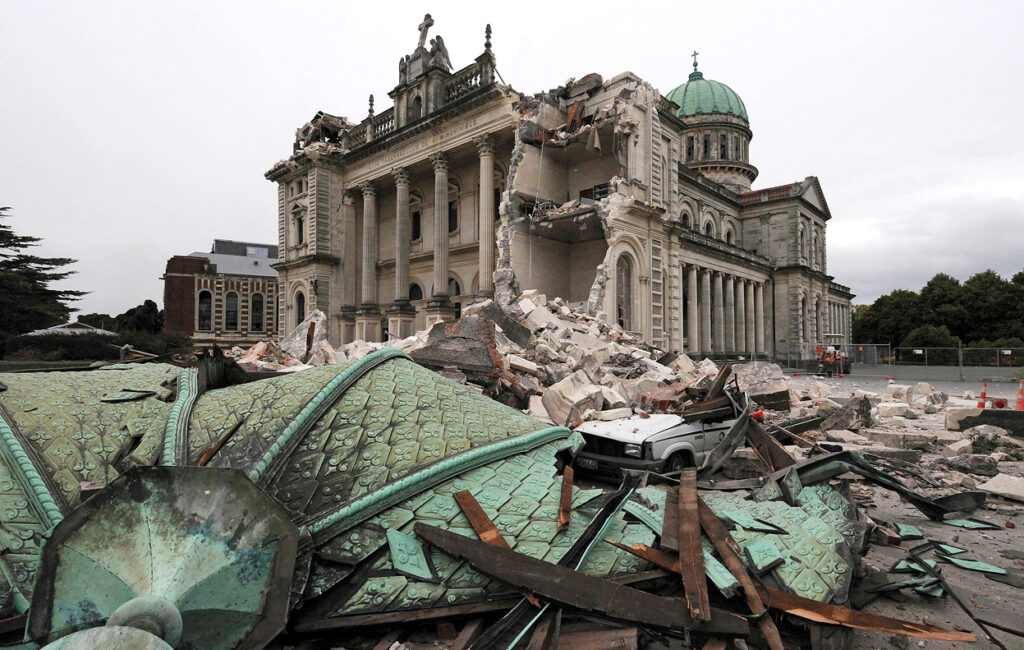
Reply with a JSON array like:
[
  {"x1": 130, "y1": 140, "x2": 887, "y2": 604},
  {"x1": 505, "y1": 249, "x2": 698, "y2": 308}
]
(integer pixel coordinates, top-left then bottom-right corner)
[
  {"x1": 391, "y1": 167, "x2": 409, "y2": 186},
  {"x1": 359, "y1": 181, "x2": 377, "y2": 198},
  {"x1": 474, "y1": 134, "x2": 495, "y2": 157},
  {"x1": 429, "y1": 152, "x2": 448, "y2": 172}
]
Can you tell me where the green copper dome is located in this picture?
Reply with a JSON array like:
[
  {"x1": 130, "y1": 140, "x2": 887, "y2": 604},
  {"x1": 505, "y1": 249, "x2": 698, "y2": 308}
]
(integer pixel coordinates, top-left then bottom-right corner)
[{"x1": 666, "y1": 67, "x2": 748, "y2": 121}]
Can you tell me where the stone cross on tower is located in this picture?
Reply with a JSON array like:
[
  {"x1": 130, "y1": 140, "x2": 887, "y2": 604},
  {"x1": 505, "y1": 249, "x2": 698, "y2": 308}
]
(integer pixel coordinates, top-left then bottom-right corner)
[
  {"x1": 692, "y1": 50, "x2": 699, "y2": 71},
  {"x1": 417, "y1": 14, "x2": 434, "y2": 50}
]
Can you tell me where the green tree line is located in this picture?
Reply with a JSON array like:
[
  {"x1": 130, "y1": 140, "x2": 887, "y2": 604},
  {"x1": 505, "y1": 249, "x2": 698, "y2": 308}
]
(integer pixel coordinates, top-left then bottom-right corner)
[{"x1": 852, "y1": 270, "x2": 1024, "y2": 349}]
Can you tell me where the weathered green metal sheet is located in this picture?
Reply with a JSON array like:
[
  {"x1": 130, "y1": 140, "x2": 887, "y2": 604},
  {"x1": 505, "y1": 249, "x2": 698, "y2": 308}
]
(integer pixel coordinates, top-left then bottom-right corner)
[
  {"x1": 387, "y1": 529, "x2": 436, "y2": 582},
  {"x1": 26, "y1": 467, "x2": 298, "y2": 649},
  {"x1": 159, "y1": 367, "x2": 198, "y2": 466},
  {"x1": 743, "y1": 536, "x2": 785, "y2": 574},
  {"x1": 940, "y1": 555, "x2": 1007, "y2": 575},
  {"x1": 0, "y1": 363, "x2": 180, "y2": 503},
  {"x1": 895, "y1": 522, "x2": 923, "y2": 540},
  {"x1": 943, "y1": 518, "x2": 1000, "y2": 530},
  {"x1": 937, "y1": 543, "x2": 966, "y2": 555}
]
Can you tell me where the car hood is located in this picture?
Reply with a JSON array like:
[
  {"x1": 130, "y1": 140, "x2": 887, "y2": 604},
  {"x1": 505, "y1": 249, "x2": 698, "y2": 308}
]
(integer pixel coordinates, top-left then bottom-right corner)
[{"x1": 575, "y1": 414, "x2": 684, "y2": 444}]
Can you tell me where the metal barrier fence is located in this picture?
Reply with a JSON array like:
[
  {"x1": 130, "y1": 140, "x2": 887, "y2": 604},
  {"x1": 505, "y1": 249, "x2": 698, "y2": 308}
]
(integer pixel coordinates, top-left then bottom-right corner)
[
  {"x1": 892, "y1": 347, "x2": 1024, "y2": 383},
  {"x1": 779, "y1": 342, "x2": 891, "y2": 374},
  {"x1": 777, "y1": 343, "x2": 1024, "y2": 383}
]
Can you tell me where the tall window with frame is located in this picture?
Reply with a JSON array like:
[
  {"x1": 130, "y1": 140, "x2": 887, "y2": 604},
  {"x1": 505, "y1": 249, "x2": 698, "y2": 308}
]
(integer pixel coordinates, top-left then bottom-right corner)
[
  {"x1": 225, "y1": 292, "x2": 239, "y2": 331},
  {"x1": 733, "y1": 136, "x2": 740, "y2": 161},
  {"x1": 616, "y1": 256, "x2": 633, "y2": 332},
  {"x1": 295, "y1": 292, "x2": 306, "y2": 329},
  {"x1": 702, "y1": 134, "x2": 710, "y2": 160},
  {"x1": 197, "y1": 291, "x2": 212, "y2": 331},
  {"x1": 410, "y1": 191, "x2": 423, "y2": 241},
  {"x1": 720, "y1": 134, "x2": 728, "y2": 159},
  {"x1": 251, "y1": 293, "x2": 265, "y2": 332},
  {"x1": 686, "y1": 136, "x2": 694, "y2": 162}
]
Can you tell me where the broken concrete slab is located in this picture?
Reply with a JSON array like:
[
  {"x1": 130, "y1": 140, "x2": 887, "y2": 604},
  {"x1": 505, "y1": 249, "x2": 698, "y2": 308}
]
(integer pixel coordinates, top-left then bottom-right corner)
[
  {"x1": 885, "y1": 384, "x2": 915, "y2": 403},
  {"x1": 507, "y1": 354, "x2": 539, "y2": 375},
  {"x1": 876, "y1": 402, "x2": 911, "y2": 418},
  {"x1": 942, "y1": 439, "x2": 973, "y2": 457},
  {"x1": 819, "y1": 396, "x2": 874, "y2": 432},
  {"x1": 977, "y1": 473, "x2": 1024, "y2": 502},
  {"x1": 860, "y1": 428, "x2": 937, "y2": 450},
  {"x1": 946, "y1": 408, "x2": 1024, "y2": 437},
  {"x1": 939, "y1": 454, "x2": 1000, "y2": 477},
  {"x1": 733, "y1": 362, "x2": 790, "y2": 411},
  {"x1": 542, "y1": 370, "x2": 604, "y2": 426},
  {"x1": 824, "y1": 430, "x2": 872, "y2": 445}
]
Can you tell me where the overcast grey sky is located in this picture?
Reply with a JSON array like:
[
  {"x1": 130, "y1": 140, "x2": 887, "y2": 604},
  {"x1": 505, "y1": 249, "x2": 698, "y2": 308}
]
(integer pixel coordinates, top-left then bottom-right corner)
[{"x1": 2, "y1": 1, "x2": 1022, "y2": 316}]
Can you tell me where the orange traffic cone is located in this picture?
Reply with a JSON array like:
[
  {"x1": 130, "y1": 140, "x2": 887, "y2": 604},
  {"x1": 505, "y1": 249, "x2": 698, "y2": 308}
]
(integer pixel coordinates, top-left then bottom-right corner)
[
  {"x1": 977, "y1": 382, "x2": 987, "y2": 409},
  {"x1": 1016, "y1": 380, "x2": 1024, "y2": 411}
]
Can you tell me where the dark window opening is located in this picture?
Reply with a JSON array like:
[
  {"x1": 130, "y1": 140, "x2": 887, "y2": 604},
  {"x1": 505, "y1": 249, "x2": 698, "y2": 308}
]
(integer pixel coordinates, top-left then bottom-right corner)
[
  {"x1": 448, "y1": 278, "x2": 462, "y2": 318},
  {"x1": 409, "y1": 283, "x2": 423, "y2": 301},
  {"x1": 225, "y1": 292, "x2": 239, "y2": 331},
  {"x1": 702, "y1": 135, "x2": 710, "y2": 159},
  {"x1": 686, "y1": 136, "x2": 694, "y2": 162},
  {"x1": 296, "y1": 216, "x2": 305, "y2": 244},
  {"x1": 411, "y1": 96, "x2": 422, "y2": 120},
  {"x1": 494, "y1": 188, "x2": 502, "y2": 221},
  {"x1": 295, "y1": 292, "x2": 306, "y2": 328},
  {"x1": 704, "y1": 222, "x2": 714, "y2": 236},
  {"x1": 197, "y1": 291, "x2": 212, "y2": 331},
  {"x1": 251, "y1": 294, "x2": 264, "y2": 332},
  {"x1": 720, "y1": 134, "x2": 727, "y2": 159},
  {"x1": 448, "y1": 200, "x2": 458, "y2": 233},
  {"x1": 616, "y1": 256, "x2": 633, "y2": 331},
  {"x1": 733, "y1": 136, "x2": 740, "y2": 161},
  {"x1": 411, "y1": 210, "x2": 422, "y2": 240}
]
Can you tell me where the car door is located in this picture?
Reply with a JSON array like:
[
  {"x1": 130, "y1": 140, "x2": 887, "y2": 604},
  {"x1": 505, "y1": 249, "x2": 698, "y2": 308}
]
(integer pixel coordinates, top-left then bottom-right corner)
[{"x1": 700, "y1": 420, "x2": 730, "y2": 453}]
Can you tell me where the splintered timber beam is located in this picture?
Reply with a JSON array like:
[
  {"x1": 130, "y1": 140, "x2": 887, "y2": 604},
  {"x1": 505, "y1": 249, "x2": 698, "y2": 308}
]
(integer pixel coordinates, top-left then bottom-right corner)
[
  {"x1": 678, "y1": 469, "x2": 711, "y2": 621},
  {"x1": 744, "y1": 419, "x2": 796, "y2": 472},
  {"x1": 453, "y1": 489, "x2": 542, "y2": 608},
  {"x1": 608, "y1": 540, "x2": 976, "y2": 643},
  {"x1": 558, "y1": 466, "x2": 574, "y2": 532},
  {"x1": 695, "y1": 498, "x2": 785, "y2": 650},
  {"x1": 413, "y1": 523, "x2": 749, "y2": 637}
]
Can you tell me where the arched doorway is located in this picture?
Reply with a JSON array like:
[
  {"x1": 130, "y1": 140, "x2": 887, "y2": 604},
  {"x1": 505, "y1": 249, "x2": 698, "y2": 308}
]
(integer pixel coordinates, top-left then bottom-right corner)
[{"x1": 295, "y1": 291, "x2": 306, "y2": 329}]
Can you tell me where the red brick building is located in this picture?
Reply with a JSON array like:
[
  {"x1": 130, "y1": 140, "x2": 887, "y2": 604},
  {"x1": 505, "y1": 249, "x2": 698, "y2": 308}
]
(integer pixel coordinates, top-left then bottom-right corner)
[{"x1": 163, "y1": 240, "x2": 279, "y2": 347}]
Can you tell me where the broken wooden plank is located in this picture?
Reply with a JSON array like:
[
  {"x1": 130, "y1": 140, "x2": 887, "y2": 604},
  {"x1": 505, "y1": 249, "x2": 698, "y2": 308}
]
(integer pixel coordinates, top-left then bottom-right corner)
[
  {"x1": 557, "y1": 626, "x2": 638, "y2": 649},
  {"x1": 704, "y1": 363, "x2": 733, "y2": 401},
  {"x1": 558, "y1": 466, "x2": 574, "y2": 532},
  {"x1": 371, "y1": 630, "x2": 402, "y2": 650},
  {"x1": 678, "y1": 468, "x2": 710, "y2": 621},
  {"x1": 754, "y1": 584, "x2": 977, "y2": 642},
  {"x1": 607, "y1": 537, "x2": 975, "y2": 643},
  {"x1": 194, "y1": 417, "x2": 246, "y2": 467},
  {"x1": 454, "y1": 489, "x2": 512, "y2": 549},
  {"x1": 453, "y1": 489, "x2": 542, "y2": 608},
  {"x1": 696, "y1": 498, "x2": 785, "y2": 650},
  {"x1": 745, "y1": 419, "x2": 796, "y2": 472},
  {"x1": 524, "y1": 609, "x2": 561, "y2": 650},
  {"x1": 451, "y1": 618, "x2": 485, "y2": 650},
  {"x1": 414, "y1": 523, "x2": 748, "y2": 637}
]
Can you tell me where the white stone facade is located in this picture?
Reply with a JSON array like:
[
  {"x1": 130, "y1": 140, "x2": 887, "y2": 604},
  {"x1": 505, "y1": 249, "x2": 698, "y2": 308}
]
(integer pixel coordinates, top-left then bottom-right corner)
[{"x1": 265, "y1": 17, "x2": 853, "y2": 364}]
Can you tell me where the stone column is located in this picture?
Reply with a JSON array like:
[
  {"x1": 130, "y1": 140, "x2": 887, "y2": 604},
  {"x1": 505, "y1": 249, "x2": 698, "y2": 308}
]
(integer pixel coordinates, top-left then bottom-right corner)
[
  {"x1": 388, "y1": 168, "x2": 416, "y2": 339},
  {"x1": 686, "y1": 266, "x2": 699, "y2": 355},
  {"x1": 700, "y1": 269, "x2": 712, "y2": 355},
  {"x1": 712, "y1": 272, "x2": 724, "y2": 355},
  {"x1": 745, "y1": 280, "x2": 755, "y2": 355},
  {"x1": 755, "y1": 282, "x2": 765, "y2": 357},
  {"x1": 735, "y1": 279, "x2": 746, "y2": 355},
  {"x1": 425, "y1": 152, "x2": 455, "y2": 326},
  {"x1": 355, "y1": 182, "x2": 382, "y2": 342},
  {"x1": 339, "y1": 192, "x2": 357, "y2": 343},
  {"x1": 724, "y1": 275, "x2": 736, "y2": 356},
  {"x1": 475, "y1": 135, "x2": 496, "y2": 297}
]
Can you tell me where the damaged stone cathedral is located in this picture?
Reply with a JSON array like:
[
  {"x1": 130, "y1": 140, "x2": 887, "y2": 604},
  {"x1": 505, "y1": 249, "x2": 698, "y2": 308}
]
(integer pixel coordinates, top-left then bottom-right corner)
[{"x1": 265, "y1": 16, "x2": 853, "y2": 364}]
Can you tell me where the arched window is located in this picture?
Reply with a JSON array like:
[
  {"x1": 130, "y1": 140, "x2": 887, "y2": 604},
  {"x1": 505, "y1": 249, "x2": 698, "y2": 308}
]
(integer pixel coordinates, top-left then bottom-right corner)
[
  {"x1": 295, "y1": 292, "x2": 306, "y2": 328},
  {"x1": 725, "y1": 229, "x2": 734, "y2": 245},
  {"x1": 251, "y1": 293, "x2": 265, "y2": 332},
  {"x1": 409, "y1": 283, "x2": 423, "y2": 301},
  {"x1": 801, "y1": 295, "x2": 809, "y2": 343},
  {"x1": 798, "y1": 225, "x2": 806, "y2": 259},
  {"x1": 447, "y1": 180, "x2": 460, "y2": 233},
  {"x1": 410, "y1": 96, "x2": 422, "y2": 121},
  {"x1": 811, "y1": 231, "x2": 819, "y2": 269},
  {"x1": 815, "y1": 298, "x2": 823, "y2": 341},
  {"x1": 197, "y1": 291, "x2": 212, "y2": 331},
  {"x1": 410, "y1": 191, "x2": 423, "y2": 241},
  {"x1": 616, "y1": 256, "x2": 633, "y2": 331},
  {"x1": 704, "y1": 221, "x2": 715, "y2": 237},
  {"x1": 225, "y1": 292, "x2": 239, "y2": 331},
  {"x1": 448, "y1": 278, "x2": 462, "y2": 318},
  {"x1": 680, "y1": 212, "x2": 690, "y2": 228}
]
